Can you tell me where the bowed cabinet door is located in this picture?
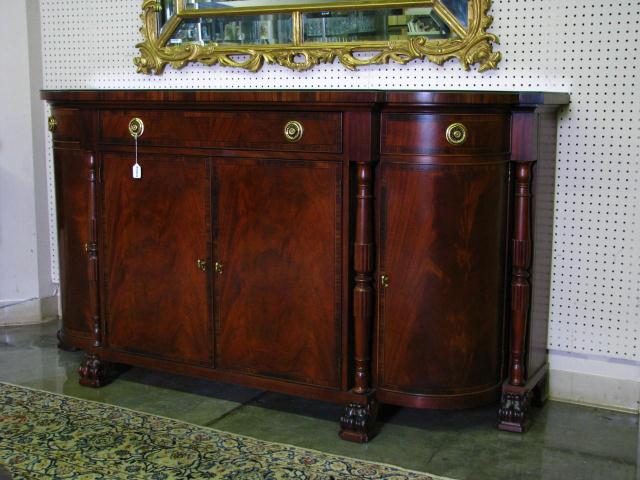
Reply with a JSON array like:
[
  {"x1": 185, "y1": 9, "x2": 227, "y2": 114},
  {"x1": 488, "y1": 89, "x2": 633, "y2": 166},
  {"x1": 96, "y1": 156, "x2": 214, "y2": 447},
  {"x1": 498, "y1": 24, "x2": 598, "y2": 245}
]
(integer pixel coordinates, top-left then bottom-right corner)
[
  {"x1": 102, "y1": 153, "x2": 213, "y2": 366},
  {"x1": 377, "y1": 161, "x2": 509, "y2": 402},
  {"x1": 212, "y1": 158, "x2": 343, "y2": 389},
  {"x1": 54, "y1": 147, "x2": 94, "y2": 344}
]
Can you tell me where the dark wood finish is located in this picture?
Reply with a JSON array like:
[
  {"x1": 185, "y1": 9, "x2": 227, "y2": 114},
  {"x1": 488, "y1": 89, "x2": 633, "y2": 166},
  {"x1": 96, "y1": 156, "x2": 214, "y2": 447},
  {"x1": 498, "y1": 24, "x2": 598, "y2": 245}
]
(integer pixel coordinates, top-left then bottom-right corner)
[
  {"x1": 377, "y1": 161, "x2": 509, "y2": 400},
  {"x1": 340, "y1": 395, "x2": 378, "y2": 443},
  {"x1": 527, "y1": 111, "x2": 560, "y2": 377},
  {"x1": 497, "y1": 107, "x2": 563, "y2": 431},
  {"x1": 381, "y1": 113, "x2": 510, "y2": 155},
  {"x1": 42, "y1": 90, "x2": 569, "y2": 108},
  {"x1": 102, "y1": 153, "x2": 212, "y2": 366},
  {"x1": 44, "y1": 89, "x2": 568, "y2": 441},
  {"x1": 54, "y1": 147, "x2": 93, "y2": 345},
  {"x1": 87, "y1": 153, "x2": 101, "y2": 347},
  {"x1": 43, "y1": 90, "x2": 385, "y2": 107},
  {"x1": 100, "y1": 110, "x2": 342, "y2": 153},
  {"x1": 213, "y1": 159, "x2": 342, "y2": 388},
  {"x1": 51, "y1": 108, "x2": 82, "y2": 142},
  {"x1": 508, "y1": 162, "x2": 532, "y2": 387},
  {"x1": 78, "y1": 353, "x2": 114, "y2": 387},
  {"x1": 498, "y1": 366, "x2": 548, "y2": 432},
  {"x1": 352, "y1": 162, "x2": 375, "y2": 394}
]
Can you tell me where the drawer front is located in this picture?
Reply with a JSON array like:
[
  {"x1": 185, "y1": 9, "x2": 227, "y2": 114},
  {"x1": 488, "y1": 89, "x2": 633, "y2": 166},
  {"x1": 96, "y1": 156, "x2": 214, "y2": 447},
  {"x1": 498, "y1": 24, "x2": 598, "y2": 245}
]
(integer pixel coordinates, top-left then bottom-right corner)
[
  {"x1": 51, "y1": 108, "x2": 82, "y2": 142},
  {"x1": 381, "y1": 113, "x2": 510, "y2": 155},
  {"x1": 100, "y1": 110, "x2": 342, "y2": 153}
]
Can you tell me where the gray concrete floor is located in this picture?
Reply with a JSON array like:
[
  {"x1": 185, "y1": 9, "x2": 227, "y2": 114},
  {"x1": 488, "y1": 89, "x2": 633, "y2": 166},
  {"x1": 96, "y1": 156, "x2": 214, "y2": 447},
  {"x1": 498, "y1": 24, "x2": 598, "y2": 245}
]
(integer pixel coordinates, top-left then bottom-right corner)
[{"x1": 1, "y1": 318, "x2": 637, "y2": 480}]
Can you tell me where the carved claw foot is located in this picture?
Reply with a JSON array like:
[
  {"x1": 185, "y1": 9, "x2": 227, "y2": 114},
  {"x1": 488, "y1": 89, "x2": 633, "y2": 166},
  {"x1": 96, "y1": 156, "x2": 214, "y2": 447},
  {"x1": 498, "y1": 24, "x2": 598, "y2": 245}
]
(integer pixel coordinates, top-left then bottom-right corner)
[
  {"x1": 339, "y1": 398, "x2": 378, "y2": 442},
  {"x1": 498, "y1": 390, "x2": 532, "y2": 433},
  {"x1": 78, "y1": 353, "x2": 114, "y2": 388}
]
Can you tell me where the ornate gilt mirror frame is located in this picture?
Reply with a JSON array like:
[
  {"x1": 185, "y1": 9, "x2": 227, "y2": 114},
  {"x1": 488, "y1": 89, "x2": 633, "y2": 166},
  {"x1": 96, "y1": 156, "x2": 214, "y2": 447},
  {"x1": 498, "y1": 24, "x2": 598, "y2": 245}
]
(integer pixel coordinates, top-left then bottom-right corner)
[{"x1": 135, "y1": 0, "x2": 500, "y2": 73}]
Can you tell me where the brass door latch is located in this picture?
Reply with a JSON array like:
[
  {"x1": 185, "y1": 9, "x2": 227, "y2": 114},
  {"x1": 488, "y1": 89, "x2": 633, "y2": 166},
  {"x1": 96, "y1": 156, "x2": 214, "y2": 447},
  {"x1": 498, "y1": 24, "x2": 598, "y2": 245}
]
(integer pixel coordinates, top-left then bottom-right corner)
[{"x1": 197, "y1": 259, "x2": 208, "y2": 271}]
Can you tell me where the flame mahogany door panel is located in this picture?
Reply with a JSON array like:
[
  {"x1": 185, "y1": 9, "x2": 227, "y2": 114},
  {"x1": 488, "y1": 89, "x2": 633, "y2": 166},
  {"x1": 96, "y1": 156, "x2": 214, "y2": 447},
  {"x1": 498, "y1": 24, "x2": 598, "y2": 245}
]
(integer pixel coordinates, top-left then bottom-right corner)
[
  {"x1": 54, "y1": 147, "x2": 93, "y2": 341},
  {"x1": 213, "y1": 158, "x2": 343, "y2": 389},
  {"x1": 102, "y1": 153, "x2": 212, "y2": 366},
  {"x1": 377, "y1": 161, "x2": 509, "y2": 398}
]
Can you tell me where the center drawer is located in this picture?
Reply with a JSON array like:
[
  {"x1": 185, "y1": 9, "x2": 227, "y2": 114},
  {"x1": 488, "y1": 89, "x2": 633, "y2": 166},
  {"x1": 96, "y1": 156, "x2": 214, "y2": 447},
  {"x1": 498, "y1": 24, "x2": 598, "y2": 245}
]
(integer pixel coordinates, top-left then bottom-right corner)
[{"x1": 100, "y1": 110, "x2": 342, "y2": 153}]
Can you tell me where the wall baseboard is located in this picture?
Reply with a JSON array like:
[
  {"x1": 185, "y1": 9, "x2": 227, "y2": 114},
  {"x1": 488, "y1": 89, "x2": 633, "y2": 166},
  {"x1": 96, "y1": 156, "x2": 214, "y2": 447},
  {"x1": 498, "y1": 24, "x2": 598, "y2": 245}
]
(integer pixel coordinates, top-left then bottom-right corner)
[
  {"x1": 0, "y1": 296, "x2": 58, "y2": 326},
  {"x1": 549, "y1": 351, "x2": 639, "y2": 413}
]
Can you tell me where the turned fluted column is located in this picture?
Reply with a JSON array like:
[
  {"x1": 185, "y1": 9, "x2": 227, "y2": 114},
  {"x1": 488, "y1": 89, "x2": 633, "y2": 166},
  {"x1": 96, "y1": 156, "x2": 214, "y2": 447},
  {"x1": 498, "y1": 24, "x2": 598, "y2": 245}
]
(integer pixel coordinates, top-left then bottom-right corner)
[
  {"x1": 353, "y1": 163, "x2": 374, "y2": 393},
  {"x1": 87, "y1": 154, "x2": 101, "y2": 348},
  {"x1": 508, "y1": 162, "x2": 532, "y2": 386}
]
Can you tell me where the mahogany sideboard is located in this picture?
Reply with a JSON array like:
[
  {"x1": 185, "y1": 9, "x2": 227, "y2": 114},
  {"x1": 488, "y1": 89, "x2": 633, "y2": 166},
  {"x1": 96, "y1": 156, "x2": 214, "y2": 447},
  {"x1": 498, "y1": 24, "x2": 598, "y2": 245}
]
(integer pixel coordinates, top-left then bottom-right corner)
[{"x1": 43, "y1": 89, "x2": 569, "y2": 441}]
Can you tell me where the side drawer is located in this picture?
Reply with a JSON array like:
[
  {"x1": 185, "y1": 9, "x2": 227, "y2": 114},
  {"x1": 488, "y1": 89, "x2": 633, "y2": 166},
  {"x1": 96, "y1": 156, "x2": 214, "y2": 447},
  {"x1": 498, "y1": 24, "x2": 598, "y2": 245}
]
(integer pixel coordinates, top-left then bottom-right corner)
[
  {"x1": 51, "y1": 108, "x2": 82, "y2": 142},
  {"x1": 100, "y1": 110, "x2": 342, "y2": 153},
  {"x1": 381, "y1": 113, "x2": 510, "y2": 155}
]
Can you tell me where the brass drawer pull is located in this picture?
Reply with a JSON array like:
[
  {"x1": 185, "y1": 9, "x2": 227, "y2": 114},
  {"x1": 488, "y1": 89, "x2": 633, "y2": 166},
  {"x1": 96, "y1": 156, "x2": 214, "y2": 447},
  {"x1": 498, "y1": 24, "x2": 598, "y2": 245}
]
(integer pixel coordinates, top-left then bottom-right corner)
[
  {"x1": 214, "y1": 261, "x2": 223, "y2": 274},
  {"x1": 380, "y1": 274, "x2": 390, "y2": 288},
  {"x1": 284, "y1": 120, "x2": 304, "y2": 143},
  {"x1": 446, "y1": 123, "x2": 467, "y2": 146},
  {"x1": 128, "y1": 117, "x2": 144, "y2": 139},
  {"x1": 48, "y1": 115, "x2": 57, "y2": 133}
]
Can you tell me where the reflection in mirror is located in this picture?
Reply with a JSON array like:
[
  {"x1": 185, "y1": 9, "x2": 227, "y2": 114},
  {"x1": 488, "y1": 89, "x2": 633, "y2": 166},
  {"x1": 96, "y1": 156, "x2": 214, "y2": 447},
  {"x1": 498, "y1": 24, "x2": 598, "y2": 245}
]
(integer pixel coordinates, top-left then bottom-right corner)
[
  {"x1": 302, "y1": 7, "x2": 456, "y2": 43},
  {"x1": 182, "y1": 0, "x2": 415, "y2": 10},
  {"x1": 160, "y1": 0, "x2": 175, "y2": 30},
  {"x1": 169, "y1": 14, "x2": 293, "y2": 45},
  {"x1": 441, "y1": 0, "x2": 467, "y2": 26}
]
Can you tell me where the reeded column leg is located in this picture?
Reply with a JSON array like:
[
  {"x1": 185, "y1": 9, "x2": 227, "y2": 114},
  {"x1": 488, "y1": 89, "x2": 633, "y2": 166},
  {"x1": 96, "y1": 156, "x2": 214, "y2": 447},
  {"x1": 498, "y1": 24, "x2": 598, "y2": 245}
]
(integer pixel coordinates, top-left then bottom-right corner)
[
  {"x1": 340, "y1": 162, "x2": 378, "y2": 442},
  {"x1": 499, "y1": 161, "x2": 541, "y2": 432}
]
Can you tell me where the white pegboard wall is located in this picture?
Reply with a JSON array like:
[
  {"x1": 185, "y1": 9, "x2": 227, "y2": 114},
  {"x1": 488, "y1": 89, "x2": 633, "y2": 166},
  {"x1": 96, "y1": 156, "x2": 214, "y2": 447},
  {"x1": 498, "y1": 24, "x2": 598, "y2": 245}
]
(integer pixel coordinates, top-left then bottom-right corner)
[
  {"x1": 39, "y1": 0, "x2": 639, "y2": 362},
  {"x1": 44, "y1": 103, "x2": 59, "y2": 284},
  {"x1": 39, "y1": 0, "x2": 569, "y2": 91}
]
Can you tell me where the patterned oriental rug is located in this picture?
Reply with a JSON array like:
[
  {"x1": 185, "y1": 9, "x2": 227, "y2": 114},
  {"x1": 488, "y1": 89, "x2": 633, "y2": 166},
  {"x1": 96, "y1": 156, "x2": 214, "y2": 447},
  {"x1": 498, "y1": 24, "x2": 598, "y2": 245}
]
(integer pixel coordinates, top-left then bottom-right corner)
[{"x1": 0, "y1": 383, "x2": 443, "y2": 479}]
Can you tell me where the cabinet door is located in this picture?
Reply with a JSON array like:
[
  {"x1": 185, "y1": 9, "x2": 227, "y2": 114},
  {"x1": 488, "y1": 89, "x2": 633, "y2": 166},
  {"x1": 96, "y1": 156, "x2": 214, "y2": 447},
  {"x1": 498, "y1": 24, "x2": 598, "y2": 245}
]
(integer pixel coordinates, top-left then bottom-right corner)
[
  {"x1": 214, "y1": 159, "x2": 342, "y2": 388},
  {"x1": 378, "y1": 162, "x2": 508, "y2": 395},
  {"x1": 102, "y1": 153, "x2": 212, "y2": 365},
  {"x1": 54, "y1": 148, "x2": 93, "y2": 340}
]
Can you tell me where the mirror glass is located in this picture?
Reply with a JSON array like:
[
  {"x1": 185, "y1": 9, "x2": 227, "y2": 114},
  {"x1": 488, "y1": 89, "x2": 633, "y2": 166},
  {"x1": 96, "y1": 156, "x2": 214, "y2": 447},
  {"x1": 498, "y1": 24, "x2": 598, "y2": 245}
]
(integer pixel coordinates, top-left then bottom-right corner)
[
  {"x1": 168, "y1": 14, "x2": 294, "y2": 45},
  {"x1": 302, "y1": 7, "x2": 457, "y2": 43},
  {"x1": 182, "y1": 0, "x2": 419, "y2": 9},
  {"x1": 441, "y1": 0, "x2": 467, "y2": 26},
  {"x1": 159, "y1": 0, "x2": 468, "y2": 43},
  {"x1": 160, "y1": 0, "x2": 176, "y2": 30}
]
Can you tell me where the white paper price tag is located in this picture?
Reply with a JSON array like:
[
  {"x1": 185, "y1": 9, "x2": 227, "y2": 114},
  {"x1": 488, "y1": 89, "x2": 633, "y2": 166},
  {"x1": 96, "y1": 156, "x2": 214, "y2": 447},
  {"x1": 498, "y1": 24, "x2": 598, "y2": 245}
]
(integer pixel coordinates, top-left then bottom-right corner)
[{"x1": 132, "y1": 135, "x2": 142, "y2": 179}]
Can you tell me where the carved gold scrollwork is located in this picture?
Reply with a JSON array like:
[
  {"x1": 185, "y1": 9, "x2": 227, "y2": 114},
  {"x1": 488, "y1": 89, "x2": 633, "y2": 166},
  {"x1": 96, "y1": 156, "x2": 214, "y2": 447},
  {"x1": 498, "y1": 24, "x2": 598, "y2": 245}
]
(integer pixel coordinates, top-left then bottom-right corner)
[{"x1": 134, "y1": 0, "x2": 501, "y2": 73}]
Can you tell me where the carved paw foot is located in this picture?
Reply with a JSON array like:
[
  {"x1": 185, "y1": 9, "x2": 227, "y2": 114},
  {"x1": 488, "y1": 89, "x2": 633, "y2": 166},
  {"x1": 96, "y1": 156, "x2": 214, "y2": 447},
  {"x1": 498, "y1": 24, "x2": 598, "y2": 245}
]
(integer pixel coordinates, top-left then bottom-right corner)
[
  {"x1": 78, "y1": 353, "x2": 114, "y2": 388},
  {"x1": 498, "y1": 390, "x2": 532, "y2": 433},
  {"x1": 339, "y1": 398, "x2": 378, "y2": 442}
]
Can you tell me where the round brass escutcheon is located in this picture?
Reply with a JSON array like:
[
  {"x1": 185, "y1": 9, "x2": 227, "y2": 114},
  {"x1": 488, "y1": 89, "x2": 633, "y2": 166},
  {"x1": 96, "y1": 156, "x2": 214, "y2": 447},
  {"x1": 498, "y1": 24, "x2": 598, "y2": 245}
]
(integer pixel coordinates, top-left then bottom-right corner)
[
  {"x1": 128, "y1": 117, "x2": 144, "y2": 139},
  {"x1": 446, "y1": 122, "x2": 467, "y2": 146},
  {"x1": 283, "y1": 120, "x2": 304, "y2": 143}
]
